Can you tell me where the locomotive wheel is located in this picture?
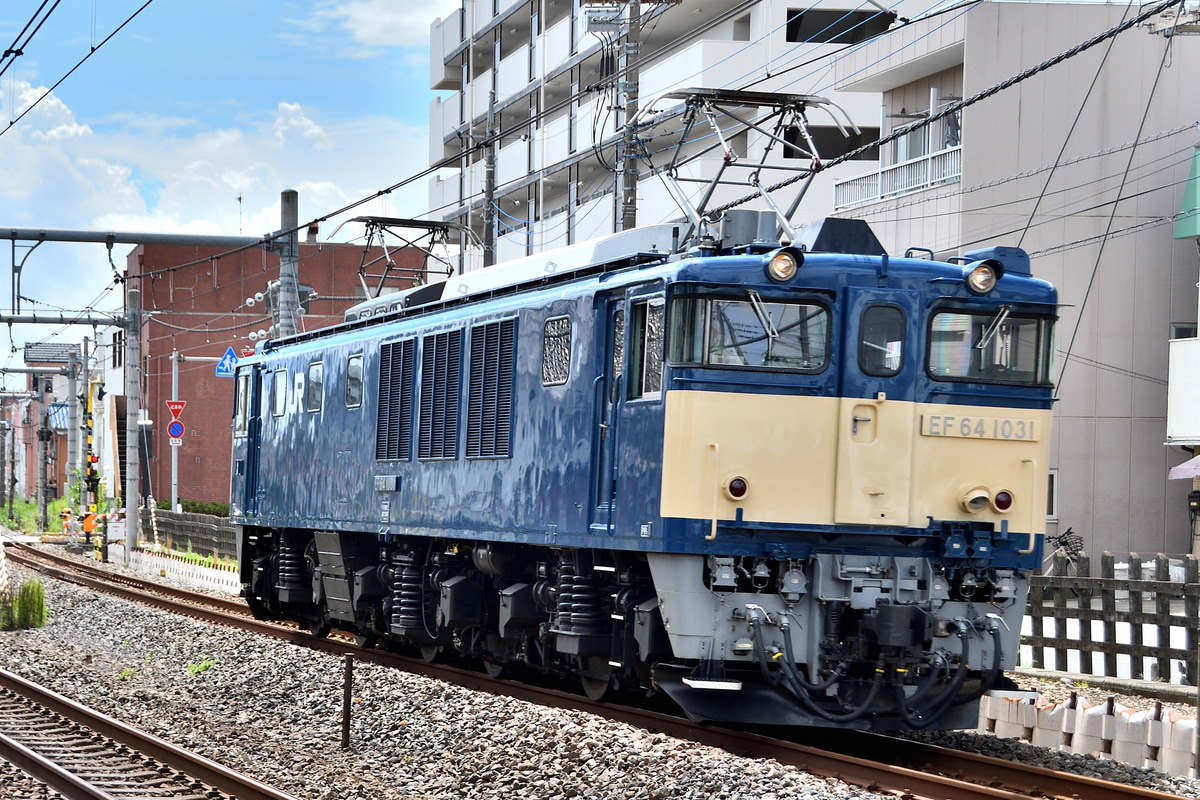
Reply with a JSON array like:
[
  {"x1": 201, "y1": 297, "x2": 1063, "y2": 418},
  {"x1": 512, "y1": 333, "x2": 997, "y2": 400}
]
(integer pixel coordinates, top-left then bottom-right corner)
[
  {"x1": 308, "y1": 618, "x2": 331, "y2": 638},
  {"x1": 483, "y1": 633, "x2": 506, "y2": 678},
  {"x1": 419, "y1": 644, "x2": 440, "y2": 662},
  {"x1": 354, "y1": 633, "x2": 377, "y2": 649},
  {"x1": 580, "y1": 656, "x2": 613, "y2": 701}
]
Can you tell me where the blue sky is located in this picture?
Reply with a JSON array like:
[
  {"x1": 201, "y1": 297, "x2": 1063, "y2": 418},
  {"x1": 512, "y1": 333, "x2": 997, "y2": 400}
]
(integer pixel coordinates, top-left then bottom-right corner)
[{"x1": 0, "y1": 0, "x2": 456, "y2": 372}]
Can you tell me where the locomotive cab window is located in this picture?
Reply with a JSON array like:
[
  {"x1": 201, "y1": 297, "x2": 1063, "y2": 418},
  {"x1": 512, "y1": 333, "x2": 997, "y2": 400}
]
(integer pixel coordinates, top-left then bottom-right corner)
[
  {"x1": 629, "y1": 299, "x2": 664, "y2": 399},
  {"x1": 306, "y1": 361, "x2": 324, "y2": 412},
  {"x1": 928, "y1": 310, "x2": 1055, "y2": 385},
  {"x1": 668, "y1": 294, "x2": 829, "y2": 371},
  {"x1": 272, "y1": 369, "x2": 287, "y2": 417},
  {"x1": 860, "y1": 305, "x2": 905, "y2": 377},
  {"x1": 346, "y1": 354, "x2": 364, "y2": 408},
  {"x1": 233, "y1": 372, "x2": 250, "y2": 435}
]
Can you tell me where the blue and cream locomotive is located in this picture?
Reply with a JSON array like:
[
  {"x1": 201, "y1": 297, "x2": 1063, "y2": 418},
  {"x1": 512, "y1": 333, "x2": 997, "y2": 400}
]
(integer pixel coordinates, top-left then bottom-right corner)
[{"x1": 230, "y1": 213, "x2": 1056, "y2": 730}]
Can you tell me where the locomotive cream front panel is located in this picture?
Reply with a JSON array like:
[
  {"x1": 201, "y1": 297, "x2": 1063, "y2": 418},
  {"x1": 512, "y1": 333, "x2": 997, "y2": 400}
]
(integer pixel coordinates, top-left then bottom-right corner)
[{"x1": 661, "y1": 391, "x2": 1052, "y2": 534}]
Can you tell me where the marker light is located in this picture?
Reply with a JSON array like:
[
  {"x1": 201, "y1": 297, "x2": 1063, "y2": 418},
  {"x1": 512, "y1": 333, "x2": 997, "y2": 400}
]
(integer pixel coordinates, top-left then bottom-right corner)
[
  {"x1": 964, "y1": 259, "x2": 1004, "y2": 295},
  {"x1": 725, "y1": 477, "x2": 749, "y2": 500},
  {"x1": 766, "y1": 251, "x2": 800, "y2": 282},
  {"x1": 993, "y1": 490, "x2": 1014, "y2": 512}
]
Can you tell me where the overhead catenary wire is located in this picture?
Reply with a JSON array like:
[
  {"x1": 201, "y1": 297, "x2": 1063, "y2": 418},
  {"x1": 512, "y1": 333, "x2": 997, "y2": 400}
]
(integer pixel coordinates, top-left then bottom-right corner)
[
  {"x1": 0, "y1": 0, "x2": 158, "y2": 139},
  {"x1": 708, "y1": 0, "x2": 1187, "y2": 216}
]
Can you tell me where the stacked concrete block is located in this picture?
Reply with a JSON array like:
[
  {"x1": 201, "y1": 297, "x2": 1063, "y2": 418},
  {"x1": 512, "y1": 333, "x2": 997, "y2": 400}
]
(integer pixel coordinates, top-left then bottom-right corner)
[
  {"x1": 1163, "y1": 713, "x2": 1197, "y2": 777},
  {"x1": 978, "y1": 689, "x2": 1197, "y2": 777}
]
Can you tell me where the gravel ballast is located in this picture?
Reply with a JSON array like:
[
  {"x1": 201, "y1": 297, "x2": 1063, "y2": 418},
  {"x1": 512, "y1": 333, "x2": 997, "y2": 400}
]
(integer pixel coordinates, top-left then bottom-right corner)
[{"x1": 2, "y1": 556, "x2": 1199, "y2": 799}]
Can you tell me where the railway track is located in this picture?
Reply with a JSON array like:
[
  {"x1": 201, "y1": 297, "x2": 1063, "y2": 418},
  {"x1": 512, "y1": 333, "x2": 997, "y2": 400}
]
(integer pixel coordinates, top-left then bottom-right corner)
[
  {"x1": 0, "y1": 665, "x2": 297, "y2": 800},
  {"x1": 5, "y1": 540, "x2": 1192, "y2": 800}
]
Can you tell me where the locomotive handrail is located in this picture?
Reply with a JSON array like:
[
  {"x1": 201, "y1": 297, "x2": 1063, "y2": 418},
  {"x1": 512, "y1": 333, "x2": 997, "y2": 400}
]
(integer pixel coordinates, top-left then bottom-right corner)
[{"x1": 707, "y1": 441, "x2": 721, "y2": 541}]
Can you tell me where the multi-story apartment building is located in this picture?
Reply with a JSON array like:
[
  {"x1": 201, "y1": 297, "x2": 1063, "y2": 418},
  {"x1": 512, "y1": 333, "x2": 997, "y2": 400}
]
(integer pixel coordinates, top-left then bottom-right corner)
[
  {"x1": 827, "y1": 1, "x2": 1200, "y2": 554},
  {"x1": 429, "y1": 0, "x2": 1200, "y2": 556},
  {"x1": 428, "y1": 0, "x2": 894, "y2": 269}
]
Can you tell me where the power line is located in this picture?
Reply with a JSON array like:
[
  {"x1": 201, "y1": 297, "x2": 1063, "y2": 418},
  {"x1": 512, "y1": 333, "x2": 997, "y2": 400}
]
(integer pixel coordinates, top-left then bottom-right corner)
[
  {"x1": 0, "y1": 0, "x2": 62, "y2": 82},
  {"x1": 0, "y1": 0, "x2": 158, "y2": 139}
]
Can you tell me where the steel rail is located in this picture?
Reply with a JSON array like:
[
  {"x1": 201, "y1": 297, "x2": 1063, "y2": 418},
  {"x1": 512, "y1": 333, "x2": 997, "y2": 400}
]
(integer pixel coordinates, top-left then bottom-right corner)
[
  {"x1": 0, "y1": 667, "x2": 298, "y2": 800},
  {"x1": 6, "y1": 542, "x2": 1194, "y2": 800},
  {"x1": 0, "y1": 729, "x2": 121, "y2": 800}
]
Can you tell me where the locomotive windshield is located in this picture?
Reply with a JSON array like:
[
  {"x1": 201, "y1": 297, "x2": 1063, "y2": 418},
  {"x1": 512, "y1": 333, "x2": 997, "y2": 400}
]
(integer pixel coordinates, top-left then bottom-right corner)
[
  {"x1": 668, "y1": 295, "x2": 829, "y2": 371},
  {"x1": 928, "y1": 310, "x2": 1055, "y2": 385}
]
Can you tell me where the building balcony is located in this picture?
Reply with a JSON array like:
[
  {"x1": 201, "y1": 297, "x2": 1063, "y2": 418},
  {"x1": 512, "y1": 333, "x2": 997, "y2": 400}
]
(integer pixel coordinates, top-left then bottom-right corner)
[
  {"x1": 430, "y1": 8, "x2": 465, "y2": 90},
  {"x1": 833, "y1": 145, "x2": 961, "y2": 211}
]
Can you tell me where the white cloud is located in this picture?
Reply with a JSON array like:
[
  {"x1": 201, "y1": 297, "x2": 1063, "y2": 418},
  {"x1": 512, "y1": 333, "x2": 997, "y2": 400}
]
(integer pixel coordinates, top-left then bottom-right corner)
[
  {"x1": 272, "y1": 102, "x2": 329, "y2": 147},
  {"x1": 303, "y1": 0, "x2": 460, "y2": 50}
]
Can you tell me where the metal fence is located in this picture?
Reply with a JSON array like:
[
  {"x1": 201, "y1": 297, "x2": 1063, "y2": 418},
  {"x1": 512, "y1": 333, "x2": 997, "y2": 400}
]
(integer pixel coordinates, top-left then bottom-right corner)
[
  {"x1": 138, "y1": 508, "x2": 238, "y2": 561},
  {"x1": 1025, "y1": 552, "x2": 1200, "y2": 685}
]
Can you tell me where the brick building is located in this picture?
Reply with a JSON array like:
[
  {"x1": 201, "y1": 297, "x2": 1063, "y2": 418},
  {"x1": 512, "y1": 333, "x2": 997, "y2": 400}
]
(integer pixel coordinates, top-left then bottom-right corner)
[{"x1": 120, "y1": 238, "x2": 425, "y2": 508}]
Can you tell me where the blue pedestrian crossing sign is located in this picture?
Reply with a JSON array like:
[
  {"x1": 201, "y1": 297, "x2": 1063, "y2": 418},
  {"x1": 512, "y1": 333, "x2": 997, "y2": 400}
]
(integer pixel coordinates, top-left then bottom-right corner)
[{"x1": 216, "y1": 346, "x2": 238, "y2": 377}]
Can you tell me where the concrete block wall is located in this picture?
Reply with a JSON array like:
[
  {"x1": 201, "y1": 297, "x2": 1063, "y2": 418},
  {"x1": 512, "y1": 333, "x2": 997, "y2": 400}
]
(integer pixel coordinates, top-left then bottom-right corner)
[{"x1": 980, "y1": 691, "x2": 1197, "y2": 777}]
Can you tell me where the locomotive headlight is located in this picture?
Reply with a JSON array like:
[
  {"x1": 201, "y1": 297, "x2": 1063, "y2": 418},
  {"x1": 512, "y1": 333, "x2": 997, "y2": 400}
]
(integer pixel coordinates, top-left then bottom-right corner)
[
  {"x1": 960, "y1": 487, "x2": 990, "y2": 513},
  {"x1": 766, "y1": 250, "x2": 800, "y2": 282},
  {"x1": 963, "y1": 259, "x2": 1004, "y2": 295}
]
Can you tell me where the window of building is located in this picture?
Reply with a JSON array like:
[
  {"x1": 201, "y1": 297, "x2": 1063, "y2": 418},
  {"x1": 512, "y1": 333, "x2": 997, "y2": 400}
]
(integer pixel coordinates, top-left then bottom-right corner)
[
  {"x1": 346, "y1": 354, "x2": 364, "y2": 408},
  {"x1": 306, "y1": 361, "x2": 324, "y2": 412},
  {"x1": 892, "y1": 125, "x2": 927, "y2": 164},
  {"x1": 860, "y1": 305, "x2": 904, "y2": 377},
  {"x1": 419, "y1": 330, "x2": 462, "y2": 459},
  {"x1": 467, "y1": 319, "x2": 516, "y2": 458},
  {"x1": 1172, "y1": 323, "x2": 1198, "y2": 340},
  {"x1": 112, "y1": 330, "x2": 124, "y2": 369},
  {"x1": 785, "y1": 8, "x2": 894, "y2": 44},
  {"x1": 1046, "y1": 468, "x2": 1059, "y2": 522},
  {"x1": 542, "y1": 316, "x2": 572, "y2": 386},
  {"x1": 784, "y1": 126, "x2": 880, "y2": 161},
  {"x1": 376, "y1": 340, "x2": 415, "y2": 461},
  {"x1": 272, "y1": 369, "x2": 287, "y2": 417},
  {"x1": 629, "y1": 299, "x2": 664, "y2": 400}
]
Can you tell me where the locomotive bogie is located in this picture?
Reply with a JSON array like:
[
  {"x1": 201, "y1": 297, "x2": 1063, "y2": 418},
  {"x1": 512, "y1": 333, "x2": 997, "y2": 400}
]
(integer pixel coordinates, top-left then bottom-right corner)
[{"x1": 230, "y1": 219, "x2": 1057, "y2": 729}]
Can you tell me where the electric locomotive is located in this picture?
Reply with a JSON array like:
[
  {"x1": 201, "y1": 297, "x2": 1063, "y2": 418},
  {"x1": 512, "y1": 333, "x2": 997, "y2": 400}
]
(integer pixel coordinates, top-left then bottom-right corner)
[{"x1": 230, "y1": 213, "x2": 1056, "y2": 730}]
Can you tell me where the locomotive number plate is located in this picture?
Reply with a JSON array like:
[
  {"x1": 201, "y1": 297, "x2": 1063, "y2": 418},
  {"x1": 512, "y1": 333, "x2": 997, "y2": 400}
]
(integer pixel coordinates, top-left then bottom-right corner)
[{"x1": 921, "y1": 414, "x2": 1040, "y2": 441}]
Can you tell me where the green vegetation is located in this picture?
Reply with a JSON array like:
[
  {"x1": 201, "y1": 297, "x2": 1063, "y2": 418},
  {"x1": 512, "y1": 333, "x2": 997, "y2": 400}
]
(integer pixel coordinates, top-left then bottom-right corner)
[
  {"x1": 156, "y1": 500, "x2": 229, "y2": 517},
  {"x1": 187, "y1": 657, "x2": 218, "y2": 676},
  {"x1": 118, "y1": 667, "x2": 137, "y2": 681},
  {"x1": 0, "y1": 576, "x2": 48, "y2": 630}
]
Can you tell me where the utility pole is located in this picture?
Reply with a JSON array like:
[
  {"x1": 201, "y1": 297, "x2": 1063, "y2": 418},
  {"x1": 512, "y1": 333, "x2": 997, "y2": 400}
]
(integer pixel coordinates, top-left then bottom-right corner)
[
  {"x1": 276, "y1": 190, "x2": 301, "y2": 337},
  {"x1": 37, "y1": 401, "x2": 49, "y2": 534},
  {"x1": 618, "y1": 0, "x2": 641, "y2": 231},
  {"x1": 79, "y1": 337, "x2": 89, "y2": 523},
  {"x1": 484, "y1": 91, "x2": 497, "y2": 268},
  {"x1": 0, "y1": 405, "x2": 7, "y2": 508},
  {"x1": 124, "y1": 286, "x2": 141, "y2": 559},
  {"x1": 67, "y1": 350, "x2": 79, "y2": 497},
  {"x1": 7, "y1": 403, "x2": 14, "y2": 522}
]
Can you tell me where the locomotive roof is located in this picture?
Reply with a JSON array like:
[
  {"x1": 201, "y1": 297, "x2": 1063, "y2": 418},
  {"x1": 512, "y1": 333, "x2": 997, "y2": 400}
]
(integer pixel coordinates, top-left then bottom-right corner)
[{"x1": 344, "y1": 224, "x2": 680, "y2": 324}]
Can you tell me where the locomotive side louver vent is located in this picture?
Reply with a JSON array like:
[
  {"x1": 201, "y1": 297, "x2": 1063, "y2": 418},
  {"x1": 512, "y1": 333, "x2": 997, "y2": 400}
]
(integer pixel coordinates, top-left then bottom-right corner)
[
  {"x1": 375, "y1": 339, "x2": 415, "y2": 461},
  {"x1": 419, "y1": 329, "x2": 462, "y2": 459},
  {"x1": 467, "y1": 318, "x2": 516, "y2": 458}
]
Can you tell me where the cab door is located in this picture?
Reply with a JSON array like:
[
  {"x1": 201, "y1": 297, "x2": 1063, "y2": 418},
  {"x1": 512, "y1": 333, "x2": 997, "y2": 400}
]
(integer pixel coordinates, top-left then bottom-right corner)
[
  {"x1": 833, "y1": 288, "x2": 919, "y2": 525},
  {"x1": 231, "y1": 365, "x2": 264, "y2": 517},
  {"x1": 590, "y1": 296, "x2": 624, "y2": 534}
]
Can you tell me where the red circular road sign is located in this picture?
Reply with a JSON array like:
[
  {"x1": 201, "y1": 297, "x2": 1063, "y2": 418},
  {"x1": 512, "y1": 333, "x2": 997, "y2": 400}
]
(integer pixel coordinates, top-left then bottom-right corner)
[{"x1": 167, "y1": 420, "x2": 185, "y2": 438}]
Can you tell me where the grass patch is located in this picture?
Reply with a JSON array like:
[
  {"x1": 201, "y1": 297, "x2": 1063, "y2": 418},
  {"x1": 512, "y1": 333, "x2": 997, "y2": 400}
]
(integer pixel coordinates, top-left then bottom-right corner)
[
  {"x1": 187, "y1": 657, "x2": 218, "y2": 677},
  {"x1": 0, "y1": 576, "x2": 48, "y2": 630}
]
